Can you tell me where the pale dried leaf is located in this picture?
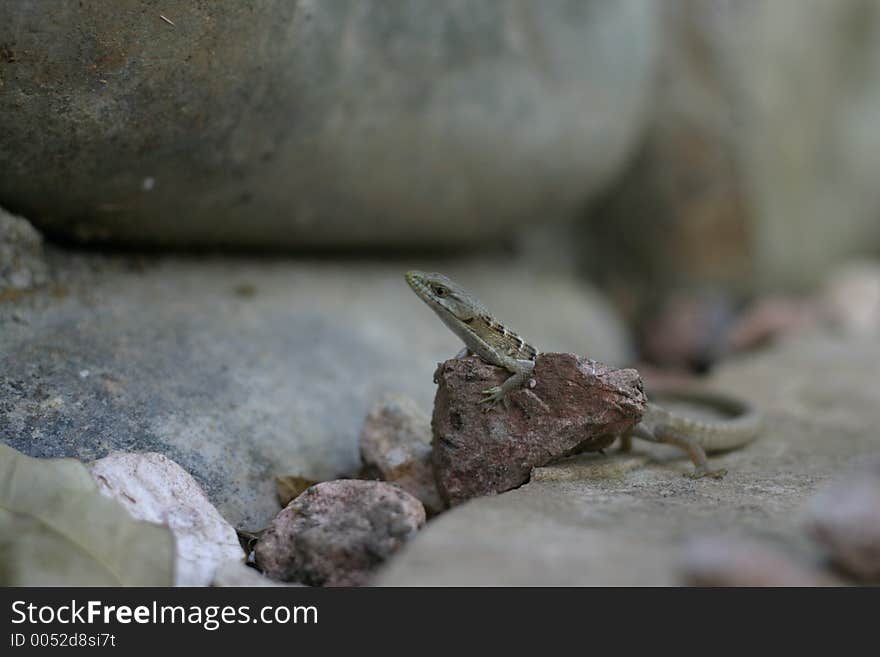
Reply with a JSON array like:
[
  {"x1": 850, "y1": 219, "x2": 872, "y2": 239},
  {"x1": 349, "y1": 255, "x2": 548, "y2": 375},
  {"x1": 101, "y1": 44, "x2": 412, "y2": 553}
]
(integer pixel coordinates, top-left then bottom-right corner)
[{"x1": 0, "y1": 443, "x2": 174, "y2": 586}]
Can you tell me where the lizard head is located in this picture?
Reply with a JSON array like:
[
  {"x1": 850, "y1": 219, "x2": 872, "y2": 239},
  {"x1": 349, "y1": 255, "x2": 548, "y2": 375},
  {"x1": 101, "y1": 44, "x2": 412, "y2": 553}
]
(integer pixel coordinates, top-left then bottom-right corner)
[{"x1": 405, "y1": 270, "x2": 483, "y2": 322}]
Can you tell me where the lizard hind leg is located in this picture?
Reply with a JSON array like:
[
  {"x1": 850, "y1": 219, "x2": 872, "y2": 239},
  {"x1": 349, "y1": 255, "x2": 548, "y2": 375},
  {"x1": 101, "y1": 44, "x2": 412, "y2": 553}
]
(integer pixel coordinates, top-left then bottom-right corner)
[
  {"x1": 631, "y1": 424, "x2": 727, "y2": 479},
  {"x1": 657, "y1": 424, "x2": 727, "y2": 479}
]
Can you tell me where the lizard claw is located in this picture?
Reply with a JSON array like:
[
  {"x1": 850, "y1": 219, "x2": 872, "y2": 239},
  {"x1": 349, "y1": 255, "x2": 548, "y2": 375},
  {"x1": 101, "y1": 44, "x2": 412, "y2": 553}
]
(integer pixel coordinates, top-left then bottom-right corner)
[
  {"x1": 480, "y1": 386, "x2": 514, "y2": 413},
  {"x1": 686, "y1": 467, "x2": 727, "y2": 480}
]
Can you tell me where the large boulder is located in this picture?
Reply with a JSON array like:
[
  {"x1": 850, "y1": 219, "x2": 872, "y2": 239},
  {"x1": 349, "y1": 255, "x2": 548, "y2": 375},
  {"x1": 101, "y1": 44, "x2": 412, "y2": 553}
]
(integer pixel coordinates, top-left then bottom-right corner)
[{"x1": 0, "y1": 1, "x2": 656, "y2": 249}]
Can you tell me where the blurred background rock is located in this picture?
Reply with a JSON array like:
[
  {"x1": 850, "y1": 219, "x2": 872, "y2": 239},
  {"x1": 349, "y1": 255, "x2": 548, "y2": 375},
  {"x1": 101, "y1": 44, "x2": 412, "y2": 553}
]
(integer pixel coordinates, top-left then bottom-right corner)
[
  {"x1": 581, "y1": 0, "x2": 880, "y2": 366},
  {"x1": 2, "y1": 0, "x2": 880, "y2": 529},
  {"x1": 0, "y1": 0, "x2": 654, "y2": 248}
]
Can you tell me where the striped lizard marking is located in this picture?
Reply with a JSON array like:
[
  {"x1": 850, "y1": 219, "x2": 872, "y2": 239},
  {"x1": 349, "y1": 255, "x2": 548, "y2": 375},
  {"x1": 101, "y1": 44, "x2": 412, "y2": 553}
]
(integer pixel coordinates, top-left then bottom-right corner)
[{"x1": 405, "y1": 270, "x2": 761, "y2": 479}]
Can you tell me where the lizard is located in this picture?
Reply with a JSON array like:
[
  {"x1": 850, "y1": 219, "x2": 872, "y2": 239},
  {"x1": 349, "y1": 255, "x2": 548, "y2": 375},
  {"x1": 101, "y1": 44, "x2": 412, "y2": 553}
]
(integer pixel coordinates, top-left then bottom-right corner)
[{"x1": 405, "y1": 270, "x2": 761, "y2": 479}]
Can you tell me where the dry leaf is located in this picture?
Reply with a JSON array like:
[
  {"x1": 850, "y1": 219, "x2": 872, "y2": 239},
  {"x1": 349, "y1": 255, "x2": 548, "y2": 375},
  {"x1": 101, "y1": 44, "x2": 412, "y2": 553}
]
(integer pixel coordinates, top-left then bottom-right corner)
[
  {"x1": 0, "y1": 444, "x2": 175, "y2": 586},
  {"x1": 276, "y1": 475, "x2": 319, "y2": 507}
]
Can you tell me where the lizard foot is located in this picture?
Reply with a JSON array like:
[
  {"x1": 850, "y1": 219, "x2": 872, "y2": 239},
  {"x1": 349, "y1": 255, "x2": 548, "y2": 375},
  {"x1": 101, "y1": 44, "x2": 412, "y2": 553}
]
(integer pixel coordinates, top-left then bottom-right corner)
[
  {"x1": 686, "y1": 467, "x2": 727, "y2": 480},
  {"x1": 480, "y1": 385, "x2": 504, "y2": 405},
  {"x1": 480, "y1": 386, "x2": 514, "y2": 412}
]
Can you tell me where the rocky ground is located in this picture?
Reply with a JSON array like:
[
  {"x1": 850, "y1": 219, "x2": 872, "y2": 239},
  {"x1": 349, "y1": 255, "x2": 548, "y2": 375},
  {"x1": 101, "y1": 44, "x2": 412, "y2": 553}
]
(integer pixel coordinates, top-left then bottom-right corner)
[
  {"x1": 5, "y1": 1, "x2": 880, "y2": 588},
  {"x1": 377, "y1": 334, "x2": 880, "y2": 585},
  {"x1": 3, "y1": 205, "x2": 879, "y2": 585},
  {"x1": 0, "y1": 239, "x2": 629, "y2": 530}
]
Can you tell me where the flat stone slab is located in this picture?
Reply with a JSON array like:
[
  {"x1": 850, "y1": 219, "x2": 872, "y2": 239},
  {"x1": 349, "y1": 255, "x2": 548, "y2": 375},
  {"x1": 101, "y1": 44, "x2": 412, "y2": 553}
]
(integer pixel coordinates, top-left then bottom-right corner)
[
  {"x1": 0, "y1": 252, "x2": 630, "y2": 528},
  {"x1": 377, "y1": 334, "x2": 880, "y2": 585}
]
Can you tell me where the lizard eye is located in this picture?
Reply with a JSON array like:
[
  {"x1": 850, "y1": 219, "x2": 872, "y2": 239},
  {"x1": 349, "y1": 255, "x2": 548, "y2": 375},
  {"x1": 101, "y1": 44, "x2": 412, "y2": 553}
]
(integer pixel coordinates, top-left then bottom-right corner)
[{"x1": 433, "y1": 286, "x2": 446, "y2": 297}]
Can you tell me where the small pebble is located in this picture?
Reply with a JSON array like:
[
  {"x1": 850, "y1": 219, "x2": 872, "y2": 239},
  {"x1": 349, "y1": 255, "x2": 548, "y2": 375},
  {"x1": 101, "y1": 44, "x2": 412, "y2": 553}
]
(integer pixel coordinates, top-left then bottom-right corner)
[
  {"x1": 255, "y1": 479, "x2": 425, "y2": 586},
  {"x1": 359, "y1": 394, "x2": 444, "y2": 515}
]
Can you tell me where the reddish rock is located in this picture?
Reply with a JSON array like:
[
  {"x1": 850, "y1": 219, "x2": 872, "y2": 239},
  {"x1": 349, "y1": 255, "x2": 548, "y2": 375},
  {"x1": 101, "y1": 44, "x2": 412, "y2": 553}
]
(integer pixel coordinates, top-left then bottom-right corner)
[
  {"x1": 359, "y1": 395, "x2": 445, "y2": 516},
  {"x1": 432, "y1": 353, "x2": 646, "y2": 506},
  {"x1": 806, "y1": 457, "x2": 880, "y2": 582},
  {"x1": 255, "y1": 480, "x2": 425, "y2": 587}
]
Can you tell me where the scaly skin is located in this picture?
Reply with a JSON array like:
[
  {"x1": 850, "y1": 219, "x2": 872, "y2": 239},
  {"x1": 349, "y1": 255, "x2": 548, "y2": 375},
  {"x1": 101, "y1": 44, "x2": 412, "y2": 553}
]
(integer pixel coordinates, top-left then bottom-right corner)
[{"x1": 405, "y1": 270, "x2": 761, "y2": 478}]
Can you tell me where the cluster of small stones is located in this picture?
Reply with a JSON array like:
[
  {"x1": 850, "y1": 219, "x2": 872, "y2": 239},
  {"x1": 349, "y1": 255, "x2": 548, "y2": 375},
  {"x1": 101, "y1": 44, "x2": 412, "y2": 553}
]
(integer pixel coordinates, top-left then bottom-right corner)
[{"x1": 254, "y1": 352, "x2": 646, "y2": 585}]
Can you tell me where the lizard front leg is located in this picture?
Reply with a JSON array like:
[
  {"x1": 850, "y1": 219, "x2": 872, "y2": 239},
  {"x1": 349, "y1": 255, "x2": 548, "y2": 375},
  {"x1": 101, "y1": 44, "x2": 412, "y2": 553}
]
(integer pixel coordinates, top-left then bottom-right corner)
[{"x1": 481, "y1": 359, "x2": 535, "y2": 406}]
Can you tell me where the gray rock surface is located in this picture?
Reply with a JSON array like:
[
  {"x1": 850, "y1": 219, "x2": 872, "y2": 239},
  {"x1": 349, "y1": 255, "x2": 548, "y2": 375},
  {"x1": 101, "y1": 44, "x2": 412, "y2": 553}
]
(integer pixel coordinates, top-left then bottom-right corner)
[
  {"x1": 0, "y1": 1, "x2": 655, "y2": 248},
  {"x1": 255, "y1": 479, "x2": 425, "y2": 586},
  {"x1": 0, "y1": 252, "x2": 630, "y2": 529},
  {"x1": 377, "y1": 334, "x2": 880, "y2": 585}
]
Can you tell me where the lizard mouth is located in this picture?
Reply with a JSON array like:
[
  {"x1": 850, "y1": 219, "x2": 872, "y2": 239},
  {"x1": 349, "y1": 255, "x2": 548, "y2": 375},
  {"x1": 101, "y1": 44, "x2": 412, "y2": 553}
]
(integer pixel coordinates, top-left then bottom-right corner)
[
  {"x1": 405, "y1": 270, "x2": 447, "y2": 314},
  {"x1": 405, "y1": 270, "x2": 428, "y2": 296}
]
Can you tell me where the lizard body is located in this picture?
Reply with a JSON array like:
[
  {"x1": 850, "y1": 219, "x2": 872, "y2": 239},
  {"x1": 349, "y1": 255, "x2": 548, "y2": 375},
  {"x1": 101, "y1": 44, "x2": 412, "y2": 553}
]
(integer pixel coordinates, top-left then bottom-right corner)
[{"x1": 405, "y1": 270, "x2": 761, "y2": 478}]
